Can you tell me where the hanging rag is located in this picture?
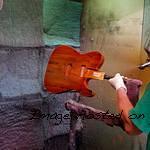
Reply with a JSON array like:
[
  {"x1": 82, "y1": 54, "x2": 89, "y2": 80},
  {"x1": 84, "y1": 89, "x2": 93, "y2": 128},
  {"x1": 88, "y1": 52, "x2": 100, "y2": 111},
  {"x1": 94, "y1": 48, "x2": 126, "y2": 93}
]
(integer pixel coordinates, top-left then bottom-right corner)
[{"x1": 125, "y1": 78, "x2": 143, "y2": 106}]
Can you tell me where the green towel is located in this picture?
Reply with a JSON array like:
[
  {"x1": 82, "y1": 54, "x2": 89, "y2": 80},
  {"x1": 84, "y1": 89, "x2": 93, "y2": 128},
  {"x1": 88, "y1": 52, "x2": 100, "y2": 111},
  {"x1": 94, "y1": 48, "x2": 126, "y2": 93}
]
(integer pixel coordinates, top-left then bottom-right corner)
[{"x1": 43, "y1": 0, "x2": 82, "y2": 47}]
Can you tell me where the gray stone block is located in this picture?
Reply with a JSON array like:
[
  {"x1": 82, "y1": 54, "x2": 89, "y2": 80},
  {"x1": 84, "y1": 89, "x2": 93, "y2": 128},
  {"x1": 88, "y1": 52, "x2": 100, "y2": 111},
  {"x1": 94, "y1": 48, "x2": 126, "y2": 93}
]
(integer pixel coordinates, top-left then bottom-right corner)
[
  {"x1": 44, "y1": 134, "x2": 69, "y2": 150},
  {"x1": 0, "y1": 46, "x2": 80, "y2": 145},
  {"x1": 0, "y1": 48, "x2": 42, "y2": 98},
  {"x1": 42, "y1": 92, "x2": 80, "y2": 139},
  {"x1": 0, "y1": 0, "x2": 43, "y2": 47},
  {"x1": 0, "y1": 94, "x2": 44, "y2": 150}
]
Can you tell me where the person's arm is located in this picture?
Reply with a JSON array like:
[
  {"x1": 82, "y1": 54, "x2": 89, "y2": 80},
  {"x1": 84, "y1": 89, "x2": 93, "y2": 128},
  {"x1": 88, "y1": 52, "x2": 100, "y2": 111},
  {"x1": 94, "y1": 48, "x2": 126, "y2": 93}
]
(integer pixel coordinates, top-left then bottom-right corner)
[
  {"x1": 109, "y1": 73, "x2": 142, "y2": 135},
  {"x1": 116, "y1": 88, "x2": 142, "y2": 135}
]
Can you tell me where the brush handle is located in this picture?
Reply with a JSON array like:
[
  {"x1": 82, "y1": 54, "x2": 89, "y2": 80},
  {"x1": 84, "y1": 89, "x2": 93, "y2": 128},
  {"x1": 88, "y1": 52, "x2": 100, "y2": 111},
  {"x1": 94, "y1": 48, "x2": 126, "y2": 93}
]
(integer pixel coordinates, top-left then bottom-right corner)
[{"x1": 104, "y1": 74, "x2": 113, "y2": 80}]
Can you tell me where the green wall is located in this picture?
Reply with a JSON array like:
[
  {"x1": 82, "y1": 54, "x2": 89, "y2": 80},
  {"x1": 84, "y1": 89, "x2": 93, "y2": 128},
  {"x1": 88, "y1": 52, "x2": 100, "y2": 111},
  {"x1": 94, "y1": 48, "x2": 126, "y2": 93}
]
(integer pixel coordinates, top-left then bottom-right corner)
[{"x1": 80, "y1": 0, "x2": 148, "y2": 150}]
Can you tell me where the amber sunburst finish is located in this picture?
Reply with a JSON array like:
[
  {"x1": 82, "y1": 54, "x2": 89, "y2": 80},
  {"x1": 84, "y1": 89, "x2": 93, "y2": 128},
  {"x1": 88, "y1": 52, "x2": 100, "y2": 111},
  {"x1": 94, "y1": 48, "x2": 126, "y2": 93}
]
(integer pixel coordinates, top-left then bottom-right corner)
[{"x1": 44, "y1": 45, "x2": 104, "y2": 97}]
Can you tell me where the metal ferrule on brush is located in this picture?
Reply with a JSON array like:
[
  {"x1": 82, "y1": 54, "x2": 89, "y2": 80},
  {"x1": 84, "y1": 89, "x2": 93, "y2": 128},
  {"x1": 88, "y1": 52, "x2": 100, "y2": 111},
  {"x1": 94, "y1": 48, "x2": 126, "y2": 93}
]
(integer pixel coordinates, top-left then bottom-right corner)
[{"x1": 139, "y1": 61, "x2": 150, "y2": 69}]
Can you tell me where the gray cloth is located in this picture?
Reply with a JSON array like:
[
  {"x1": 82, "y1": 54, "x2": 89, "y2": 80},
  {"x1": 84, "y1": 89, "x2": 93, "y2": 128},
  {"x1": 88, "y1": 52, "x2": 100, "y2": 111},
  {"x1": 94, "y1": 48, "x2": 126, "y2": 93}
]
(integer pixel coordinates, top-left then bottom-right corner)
[{"x1": 0, "y1": 0, "x2": 43, "y2": 47}]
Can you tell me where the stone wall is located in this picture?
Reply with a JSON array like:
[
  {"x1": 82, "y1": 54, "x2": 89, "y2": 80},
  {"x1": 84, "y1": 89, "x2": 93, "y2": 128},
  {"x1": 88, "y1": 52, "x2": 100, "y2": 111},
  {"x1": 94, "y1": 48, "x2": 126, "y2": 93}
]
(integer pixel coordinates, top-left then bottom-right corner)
[
  {"x1": 0, "y1": 47, "x2": 79, "y2": 149},
  {"x1": 0, "y1": 0, "x2": 81, "y2": 149}
]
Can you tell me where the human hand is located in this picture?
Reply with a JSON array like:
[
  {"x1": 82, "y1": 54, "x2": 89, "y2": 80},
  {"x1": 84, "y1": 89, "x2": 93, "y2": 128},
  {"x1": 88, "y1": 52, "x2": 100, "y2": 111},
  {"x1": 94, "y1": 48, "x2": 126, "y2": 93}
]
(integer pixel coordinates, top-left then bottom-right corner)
[{"x1": 108, "y1": 73, "x2": 127, "y2": 93}]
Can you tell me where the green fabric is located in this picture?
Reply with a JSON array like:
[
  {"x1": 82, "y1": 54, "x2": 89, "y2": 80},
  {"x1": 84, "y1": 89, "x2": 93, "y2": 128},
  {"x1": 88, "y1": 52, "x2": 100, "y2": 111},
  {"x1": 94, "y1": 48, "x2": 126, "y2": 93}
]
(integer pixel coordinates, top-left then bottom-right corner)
[
  {"x1": 43, "y1": 0, "x2": 82, "y2": 47},
  {"x1": 70, "y1": 0, "x2": 82, "y2": 2},
  {"x1": 129, "y1": 82, "x2": 150, "y2": 150}
]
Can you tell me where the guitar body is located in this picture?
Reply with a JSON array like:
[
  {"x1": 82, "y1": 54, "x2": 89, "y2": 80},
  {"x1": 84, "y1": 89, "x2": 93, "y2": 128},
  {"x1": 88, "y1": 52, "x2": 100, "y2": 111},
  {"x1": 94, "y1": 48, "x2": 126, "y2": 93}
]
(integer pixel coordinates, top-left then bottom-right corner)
[{"x1": 44, "y1": 45, "x2": 104, "y2": 96}]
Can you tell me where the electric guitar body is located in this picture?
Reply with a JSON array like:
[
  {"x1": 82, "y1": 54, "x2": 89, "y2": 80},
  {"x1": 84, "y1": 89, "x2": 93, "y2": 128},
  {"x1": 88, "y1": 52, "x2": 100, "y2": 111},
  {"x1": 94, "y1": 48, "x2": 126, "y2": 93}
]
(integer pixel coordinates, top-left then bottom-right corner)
[{"x1": 44, "y1": 45, "x2": 104, "y2": 96}]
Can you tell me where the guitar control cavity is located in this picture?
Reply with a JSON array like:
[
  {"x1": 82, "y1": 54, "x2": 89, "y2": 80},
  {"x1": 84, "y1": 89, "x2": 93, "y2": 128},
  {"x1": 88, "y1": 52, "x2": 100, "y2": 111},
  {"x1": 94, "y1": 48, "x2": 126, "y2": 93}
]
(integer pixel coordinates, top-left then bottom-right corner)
[{"x1": 65, "y1": 64, "x2": 72, "y2": 77}]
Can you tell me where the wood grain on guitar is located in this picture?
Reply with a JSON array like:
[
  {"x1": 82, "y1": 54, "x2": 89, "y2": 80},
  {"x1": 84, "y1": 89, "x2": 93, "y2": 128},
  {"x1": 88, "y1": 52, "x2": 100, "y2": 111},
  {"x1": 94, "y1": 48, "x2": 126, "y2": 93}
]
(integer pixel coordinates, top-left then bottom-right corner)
[{"x1": 44, "y1": 45, "x2": 104, "y2": 97}]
